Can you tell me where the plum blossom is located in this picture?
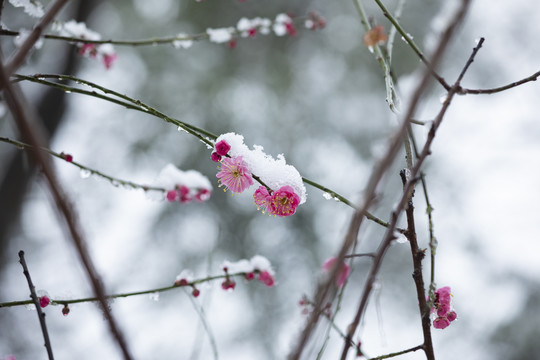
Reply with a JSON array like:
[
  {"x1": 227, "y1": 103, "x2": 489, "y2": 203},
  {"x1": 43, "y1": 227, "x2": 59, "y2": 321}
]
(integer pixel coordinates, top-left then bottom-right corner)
[
  {"x1": 174, "y1": 269, "x2": 194, "y2": 287},
  {"x1": 431, "y1": 286, "x2": 457, "y2": 329},
  {"x1": 213, "y1": 133, "x2": 307, "y2": 216},
  {"x1": 322, "y1": 257, "x2": 351, "y2": 288},
  {"x1": 222, "y1": 255, "x2": 276, "y2": 287},
  {"x1": 214, "y1": 140, "x2": 231, "y2": 156},
  {"x1": 270, "y1": 185, "x2": 300, "y2": 216},
  {"x1": 149, "y1": 164, "x2": 212, "y2": 203},
  {"x1": 37, "y1": 290, "x2": 50, "y2": 308},
  {"x1": 363, "y1": 25, "x2": 388, "y2": 50},
  {"x1": 216, "y1": 156, "x2": 254, "y2": 193},
  {"x1": 273, "y1": 13, "x2": 297, "y2": 37},
  {"x1": 56, "y1": 20, "x2": 118, "y2": 69}
]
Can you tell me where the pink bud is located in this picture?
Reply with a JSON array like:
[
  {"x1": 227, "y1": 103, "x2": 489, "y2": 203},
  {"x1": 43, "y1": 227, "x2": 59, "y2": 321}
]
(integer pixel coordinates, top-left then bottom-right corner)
[
  {"x1": 211, "y1": 152, "x2": 222, "y2": 162},
  {"x1": 39, "y1": 296, "x2": 50, "y2": 308},
  {"x1": 215, "y1": 140, "x2": 231, "y2": 156}
]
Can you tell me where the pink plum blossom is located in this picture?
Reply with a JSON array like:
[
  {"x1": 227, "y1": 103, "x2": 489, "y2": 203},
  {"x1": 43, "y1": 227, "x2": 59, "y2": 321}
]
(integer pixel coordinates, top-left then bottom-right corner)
[
  {"x1": 431, "y1": 286, "x2": 457, "y2": 329},
  {"x1": 215, "y1": 140, "x2": 231, "y2": 156},
  {"x1": 270, "y1": 185, "x2": 300, "y2": 216},
  {"x1": 39, "y1": 295, "x2": 50, "y2": 308},
  {"x1": 322, "y1": 257, "x2": 351, "y2": 288},
  {"x1": 253, "y1": 186, "x2": 272, "y2": 213},
  {"x1": 216, "y1": 156, "x2": 253, "y2": 193},
  {"x1": 258, "y1": 271, "x2": 275, "y2": 287},
  {"x1": 211, "y1": 152, "x2": 222, "y2": 162}
]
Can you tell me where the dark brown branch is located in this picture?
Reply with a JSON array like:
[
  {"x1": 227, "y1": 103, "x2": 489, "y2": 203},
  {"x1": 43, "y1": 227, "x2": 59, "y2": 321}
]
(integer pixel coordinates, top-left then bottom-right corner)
[
  {"x1": 336, "y1": 2, "x2": 473, "y2": 359},
  {"x1": 458, "y1": 70, "x2": 540, "y2": 95},
  {"x1": 18, "y1": 251, "x2": 55, "y2": 360},
  {"x1": 400, "y1": 170, "x2": 434, "y2": 360},
  {"x1": 0, "y1": 52, "x2": 134, "y2": 360}
]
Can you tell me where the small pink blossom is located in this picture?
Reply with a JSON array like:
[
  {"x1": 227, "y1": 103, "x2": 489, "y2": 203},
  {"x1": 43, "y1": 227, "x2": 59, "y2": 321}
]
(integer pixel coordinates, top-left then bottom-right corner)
[
  {"x1": 102, "y1": 52, "x2": 118, "y2": 69},
  {"x1": 253, "y1": 186, "x2": 272, "y2": 213},
  {"x1": 322, "y1": 257, "x2": 351, "y2": 288},
  {"x1": 195, "y1": 188, "x2": 211, "y2": 202},
  {"x1": 270, "y1": 185, "x2": 300, "y2": 217},
  {"x1": 245, "y1": 272, "x2": 255, "y2": 280},
  {"x1": 216, "y1": 156, "x2": 253, "y2": 193},
  {"x1": 78, "y1": 43, "x2": 97, "y2": 57},
  {"x1": 431, "y1": 286, "x2": 457, "y2": 329},
  {"x1": 211, "y1": 152, "x2": 222, "y2": 162},
  {"x1": 39, "y1": 295, "x2": 50, "y2": 308},
  {"x1": 62, "y1": 304, "x2": 70, "y2": 316},
  {"x1": 192, "y1": 287, "x2": 200, "y2": 297},
  {"x1": 214, "y1": 140, "x2": 231, "y2": 156},
  {"x1": 258, "y1": 270, "x2": 275, "y2": 287},
  {"x1": 221, "y1": 278, "x2": 236, "y2": 290},
  {"x1": 166, "y1": 190, "x2": 177, "y2": 202}
]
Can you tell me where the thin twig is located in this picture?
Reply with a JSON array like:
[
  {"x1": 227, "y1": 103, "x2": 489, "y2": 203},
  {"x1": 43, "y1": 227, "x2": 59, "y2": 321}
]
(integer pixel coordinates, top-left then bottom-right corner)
[
  {"x1": 18, "y1": 251, "x2": 55, "y2": 360},
  {"x1": 0, "y1": 136, "x2": 166, "y2": 192},
  {"x1": 372, "y1": 0, "x2": 451, "y2": 90},
  {"x1": 420, "y1": 173, "x2": 437, "y2": 296},
  {"x1": 0, "y1": 271, "x2": 264, "y2": 308},
  {"x1": 185, "y1": 289, "x2": 219, "y2": 360},
  {"x1": 367, "y1": 344, "x2": 424, "y2": 360},
  {"x1": 458, "y1": 69, "x2": 540, "y2": 94},
  {"x1": 0, "y1": 51, "x2": 134, "y2": 360}
]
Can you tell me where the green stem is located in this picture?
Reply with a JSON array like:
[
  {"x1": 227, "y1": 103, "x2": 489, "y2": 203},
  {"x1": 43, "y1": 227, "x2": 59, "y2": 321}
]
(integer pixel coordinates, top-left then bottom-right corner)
[
  {"x1": 372, "y1": 0, "x2": 451, "y2": 90},
  {"x1": 12, "y1": 73, "x2": 392, "y2": 228},
  {"x1": 0, "y1": 272, "x2": 245, "y2": 308},
  {"x1": 0, "y1": 137, "x2": 165, "y2": 192},
  {"x1": 367, "y1": 344, "x2": 423, "y2": 360}
]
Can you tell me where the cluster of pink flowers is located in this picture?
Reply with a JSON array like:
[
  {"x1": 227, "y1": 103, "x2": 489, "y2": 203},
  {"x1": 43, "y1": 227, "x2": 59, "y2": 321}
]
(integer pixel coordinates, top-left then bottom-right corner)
[
  {"x1": 222, "y1": 255, "x2": 276, "y2": 289},
  {"x1": 321, "y1": 257, "x2": 351, "y2": 288},
  {"x1": 174, "y1": 255, "x2": 275, "y2": 298},
  {"x1": 149, "y1": 164, "x2": 212, "y2": 204},
  {"x1": 55, "y1": 20, "x2": 118, "y2": 69},
  {"x1": 431, "y1": 286, "x2": 457, "y2": 329},
  {"x1": 211, "y1": 134, "x2": 307, "y2": 217}
]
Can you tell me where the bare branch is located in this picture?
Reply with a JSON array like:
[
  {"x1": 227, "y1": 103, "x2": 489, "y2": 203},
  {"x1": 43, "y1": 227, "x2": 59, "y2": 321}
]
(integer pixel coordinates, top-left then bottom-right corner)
[{"x1": 18, "y1": 251, "x2": 55, "y2": 360}]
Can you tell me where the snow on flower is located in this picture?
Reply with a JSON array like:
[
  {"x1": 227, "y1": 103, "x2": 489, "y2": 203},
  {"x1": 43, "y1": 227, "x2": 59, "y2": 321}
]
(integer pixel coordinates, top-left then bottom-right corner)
[
  {"x1": 36, "y1": 290, "x2": 50, "y2": 308},
  {"x1": 206, "y1": 27, "x2": 234, "y2": 43},
  {"x1": 8, "y1": 0, "x2": 44, "y2": 17},
  {"x1": 221, "y1": 255, "x2": 276, "y2": 287},
  {"x1": 322, "y1": 257, "x2": 351, "y2": 288},
  {"x1": 172, "y1": 33, "x2": 193, "y2": 49},
  {"x1": 216, "y1": 156, "x2": 254, "y2": 193},
  {"x1": 174, "y1": 269, "x2": 194, "y2": 286},
  {"x1": 214, "y1": 133, "x2": 307, "y2": 216},
  {"x1": 236, "y1": 17, "x2": 272, "y2": 37},
  {"x1": 273, "y1": 13, "x2": 296, "y2": 37},
  {"x1": 149, "y1": 164, "x2": 212, "y2": 203},
  {"x1": 431, "y1": 286, "x2": 457, "y2": 329},
  {"x1": 57, "y1": 20, "x2": 118, "y2": 69}
]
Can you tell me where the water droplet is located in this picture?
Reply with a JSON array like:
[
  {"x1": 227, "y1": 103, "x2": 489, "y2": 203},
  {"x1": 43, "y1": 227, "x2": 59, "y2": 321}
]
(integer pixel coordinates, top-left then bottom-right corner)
[
  {"x1": 65, "y1": 90, "x2": 72, "y2": 94},
  {"x1": 177, "y1": 126, "x2": 187, "y2": 132},
  {"x1": 368, "y1": 46, "x2": 374, "y2": 54},
  {"x1": 322, "y1": 192, "x2": 332, "y2": 200},
  {"x1": 474, "y1": 38, "x2": 481, "y2": 45},
  {"x1": 111, "y1": 180, "x2": 120, "y2": 187},
  {"x1": 80, "y1": 169, "x2": 91, "y2": 178},
  {"x1": 149, "y1": 292, "x2": 160, "y2": 302},
  {"x1": 25, "y1": 304, "x2": 36, "y2": 311},
  {"x1": 439, "y1": 93, "x2": 448, "y2": 104}
]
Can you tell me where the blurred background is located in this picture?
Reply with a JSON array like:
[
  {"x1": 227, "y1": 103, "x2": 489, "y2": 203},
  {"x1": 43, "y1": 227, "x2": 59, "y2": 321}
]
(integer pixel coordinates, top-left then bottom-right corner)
[{"x1": 1, "y1": 0, "x2": 539, "y2": 359}]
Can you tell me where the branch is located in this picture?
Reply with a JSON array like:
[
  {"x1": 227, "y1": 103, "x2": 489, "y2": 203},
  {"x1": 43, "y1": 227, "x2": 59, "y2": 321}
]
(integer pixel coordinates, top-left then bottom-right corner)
[
  {"x1": 12, "y1": 73, "x2": 393, "y2": 229},
  {"x1": 372, "y1": 0, "x2": 452, "y2": 90},
  {"x1": 400, "y1": 170, "x2": 434, "y2": 360},
  {"x1": 2, "y1": 0, "x2": 68, "y2": 79},
  {"x1": 18, "y1": 251, "x2": 55, "y2": 360},
  {"x1": 458, "y1": 69, "x2": 540, "y2": 94},
  {"x1": 289, "y1": 2, "x2": 472, "y2": 358},
  {"x1": 0, "y1": 137, "x2": 167, "y2": 192},
  {"x1": 367, "y1": 344, "x2": 424, "y2": 360},
  {"x1": 0, "y1": 51, "x2": 134, "y2": 360}
]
